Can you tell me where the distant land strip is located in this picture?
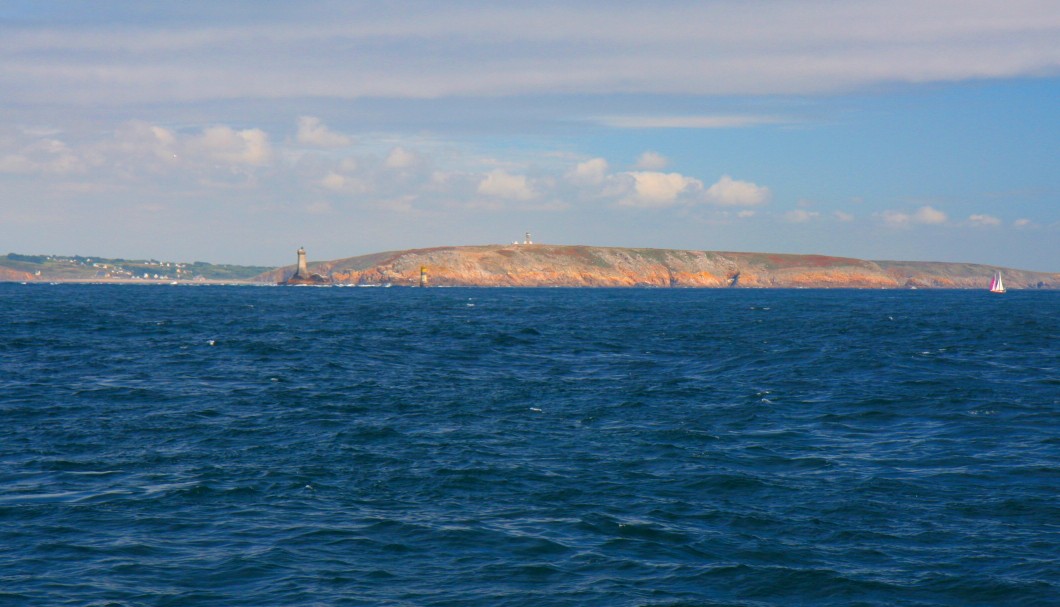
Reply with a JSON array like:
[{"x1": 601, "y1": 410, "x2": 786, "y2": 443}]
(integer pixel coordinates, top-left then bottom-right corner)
[
  {"x1": 0, "y1": 253, "x2": 269, "y2": 283},
  {"x1": 4, "y1": 246, "x2": 1056, "y2": 289},
  {"x1": 257, "y1": 244, "x2": 1058, "y2": 290}
]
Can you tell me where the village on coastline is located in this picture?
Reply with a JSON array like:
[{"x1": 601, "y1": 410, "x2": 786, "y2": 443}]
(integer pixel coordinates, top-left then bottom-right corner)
[{"x1": 0, "y1": 253, "x2": 270, "y2": 284}]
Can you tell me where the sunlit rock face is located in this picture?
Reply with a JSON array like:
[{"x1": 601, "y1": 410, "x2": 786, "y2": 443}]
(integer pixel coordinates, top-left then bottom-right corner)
[
  {"x1": 0, "y1": 268, "x2": 35, "y2": 282},
  {"x1": 254, "y1": 245, "x2": 1059, "y2": 289}
]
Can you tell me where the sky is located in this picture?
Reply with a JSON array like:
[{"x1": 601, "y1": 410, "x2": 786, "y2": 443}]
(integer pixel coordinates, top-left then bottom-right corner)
[{"x1": 1, "y1": 1, "x2": 1058, "y2": 270}]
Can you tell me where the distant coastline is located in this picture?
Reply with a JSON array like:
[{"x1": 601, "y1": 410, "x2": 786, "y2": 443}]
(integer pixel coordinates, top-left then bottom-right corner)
[
  {"x1": 0, "y1": 253, "x2": 269, "y2": 283},
  {"x1": 260, "y1": 245, "x2": 1059, "y2": 290},
  {"x1": 4, "y1": 278, "x2": 252, "y2": 286},
  {"x1": 4, "y1": 246, "x2": 1057, "y2": 289}
]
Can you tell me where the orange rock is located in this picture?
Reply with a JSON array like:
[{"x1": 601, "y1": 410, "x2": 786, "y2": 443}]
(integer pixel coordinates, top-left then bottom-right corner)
[{"x1": 248, "y1": 245, "x2": 1059, "y2": 289}]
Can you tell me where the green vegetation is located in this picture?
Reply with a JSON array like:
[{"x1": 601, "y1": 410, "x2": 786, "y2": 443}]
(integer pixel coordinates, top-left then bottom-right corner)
[
  {"x1": 5, "y1": 253, "x2": 48, "y2": 264},
  {"x1": 633, "y1": 248, "x2": 673, "y2": 264},
  {"x1": 549, "y1": 246, "x2": 612, "y2": 268},
  {"x1": 1, "y1": 253, "x2": 272, "y2": 281}
]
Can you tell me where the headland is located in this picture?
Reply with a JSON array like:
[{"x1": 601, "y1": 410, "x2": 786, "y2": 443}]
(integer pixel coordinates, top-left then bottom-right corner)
[
  {"x1": 256, "y1": 244, "x2": 1060, "y2": 290},
  {"x1": 5, "y1": 246, "x2": 1056, "y2": 289}
]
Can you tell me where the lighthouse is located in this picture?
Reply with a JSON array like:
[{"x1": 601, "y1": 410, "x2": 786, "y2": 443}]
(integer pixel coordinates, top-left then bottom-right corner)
[
  {"x1": 280, "y1": 246, "x2": 330, "y2": 285},
  {"x1": 294, "y1": 246, "x2": 309, "y2": 279}
]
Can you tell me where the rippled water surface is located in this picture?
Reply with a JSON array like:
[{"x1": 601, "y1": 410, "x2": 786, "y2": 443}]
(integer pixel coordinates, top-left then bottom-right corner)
[{"x1": 1, "y1": 284, "x2": 1057, "y2": 606}]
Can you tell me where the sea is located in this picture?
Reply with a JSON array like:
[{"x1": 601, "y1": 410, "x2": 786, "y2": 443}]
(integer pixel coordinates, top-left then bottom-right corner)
[{"x1": 1, "y1": 284, "x2": 1057, "y2": 607}]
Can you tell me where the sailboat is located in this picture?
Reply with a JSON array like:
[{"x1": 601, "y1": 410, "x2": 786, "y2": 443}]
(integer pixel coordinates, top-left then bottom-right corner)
[{"x1": 989, "y1": 272, "x2": 1006, "y2": 293}]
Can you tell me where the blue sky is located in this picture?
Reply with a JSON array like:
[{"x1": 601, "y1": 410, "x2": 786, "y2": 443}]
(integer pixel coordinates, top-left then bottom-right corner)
[{"x1": 1, "y1": 1, "x2": 1057, "y2": 269}]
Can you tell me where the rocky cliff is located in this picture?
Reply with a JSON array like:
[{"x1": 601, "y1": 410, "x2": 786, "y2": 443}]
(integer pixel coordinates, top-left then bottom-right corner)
[
  {"x1": 0, "y1": 267, "x2": 36, "y2": 282},
  {"x1": 256, "y1": 245, "x2": 1059, "y2": 289}
]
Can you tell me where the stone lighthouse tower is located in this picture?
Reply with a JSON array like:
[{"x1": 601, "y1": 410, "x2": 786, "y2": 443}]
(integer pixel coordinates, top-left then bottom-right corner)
[
  {"x1": 280, "y1": 246, "x2": 330, "y2": 285},
  {"x1": 294, "y1": 246, "x2": 309, "y2": 279},
  {"x1": 279, "y1": 245, "x2": 328, "y2": 283}
]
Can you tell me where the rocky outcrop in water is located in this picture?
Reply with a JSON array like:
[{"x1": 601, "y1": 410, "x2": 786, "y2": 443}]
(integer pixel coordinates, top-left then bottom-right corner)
[
  {"x1": 253, "y1": 245, "x2": 1059, "y2": 289},
  {"x1": 280, "y1": 272, "x2": 331, "y2": 286}
]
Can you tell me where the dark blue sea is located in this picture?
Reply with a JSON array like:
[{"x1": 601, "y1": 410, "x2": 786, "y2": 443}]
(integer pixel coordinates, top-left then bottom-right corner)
[{"x1": 1, "y1": 284, "x2": 1057, "y2": 606}]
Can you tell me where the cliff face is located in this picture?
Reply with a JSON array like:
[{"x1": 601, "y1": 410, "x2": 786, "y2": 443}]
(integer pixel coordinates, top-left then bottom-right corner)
[
  {"x1": 254, "y1": 245, "x2": 1059, "y2": 289},
  {"x1": 0, "y1": 268, "x2": 36, "y2": 282}
]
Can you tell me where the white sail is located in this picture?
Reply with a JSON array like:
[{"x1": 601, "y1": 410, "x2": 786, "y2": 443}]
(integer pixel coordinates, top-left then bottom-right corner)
[{"x1": 990, "y1": 272, "x2": 1006, "y2": 293}]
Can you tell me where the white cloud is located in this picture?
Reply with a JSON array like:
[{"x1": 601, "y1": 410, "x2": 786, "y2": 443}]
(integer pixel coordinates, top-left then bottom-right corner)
[
  {"x1": 635, "y1": 151, "x2": 669, "y2": 170},
  {"x1": 190, "y1": 126, "x2": 271, "y2": 166},
  {"x1": 785, "y1": 209, "x2": 820, "y2": 223},
  {"x1": 385, "y1": 146, "x2": 421, "y2": 170},
  {"x1": 877, "y1": 205, "x2": 948, "y2": 227},
  {"x1": 619, "y1": 171, "x2": 703, "y2": 207},
  {"x1": 1013, "y1": 218, "x2": 1033, "y2": 228},
  {"x1": 321, "y1": 172, "x2": 346, "y2": 191},
  {"x1": 834, "y1": 210, "x2": 855, "y2": 222},
  {"x1": 477, "y1": 170, "x2": 536, "y2": 200},
  {"x1": 0, "y1": 120, "x2": 256, "y2": 181},
  {"x1": 878, "y1": 210, "x2": 911, "y2": 226},
  {"x1": 106, "y1": 121, "x2": 179, "y2": 169},
  {"x1": 0, "y1": 136, "x2": 87, "y2": 174},
  {"x1": 296, "y1": 116, "x2": 350, "y2": 148},
  {"x1": 914, "y1": 205, "x2": 948, "y2": 225},
  {"x1": 968, "y1": 213, "x2": 1001, "y2": 227},
  {"x1": 568, "y1": 157, "x2": 609, "y2": 185},
  {"x1": 4, "y1": 3, "x2": 1056, "y2": 106},
  {"x1": 704, "y1": 175, "x2": 771, "y2": 207},
  {"x1": 319, "y1": 170, "x2": 369, "y2": 195}
]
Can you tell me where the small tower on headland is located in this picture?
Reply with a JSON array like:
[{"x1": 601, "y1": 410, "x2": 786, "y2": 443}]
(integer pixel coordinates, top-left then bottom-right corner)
[
  {"x1": 280, "y1": 246, "x2": 331, "y2": 285},
  {"x1": 524, "y1": 231, "x2": 532, "y2": 245},
  {"x1": 419, "y1": 266, "x2": 428, "y2": 288},
  {"x1": 294, "y1": 246, "x2": 309, "y2": 280}
]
